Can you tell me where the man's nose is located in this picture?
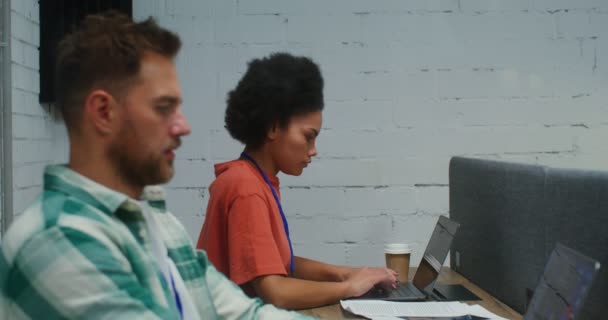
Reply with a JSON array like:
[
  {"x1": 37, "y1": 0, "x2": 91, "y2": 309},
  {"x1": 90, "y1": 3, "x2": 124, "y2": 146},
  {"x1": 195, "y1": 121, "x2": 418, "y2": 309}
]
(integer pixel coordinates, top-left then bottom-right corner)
[{"x1": 171, "y1": 111, "x2": 191, "y2": 136}]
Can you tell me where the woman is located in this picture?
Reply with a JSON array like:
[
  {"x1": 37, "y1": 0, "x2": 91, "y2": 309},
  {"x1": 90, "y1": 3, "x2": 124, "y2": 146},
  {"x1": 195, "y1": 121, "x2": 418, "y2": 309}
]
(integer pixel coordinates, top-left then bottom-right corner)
[{"x1": 197, "y1": 53, "x2": 397, "y2": 309}]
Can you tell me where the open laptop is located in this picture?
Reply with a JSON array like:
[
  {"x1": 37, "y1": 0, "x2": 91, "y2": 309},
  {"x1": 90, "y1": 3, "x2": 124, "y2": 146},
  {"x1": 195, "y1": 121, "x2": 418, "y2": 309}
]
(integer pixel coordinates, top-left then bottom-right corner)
[
  {"x1": 523, "y1": 243, "x2": 601, "y2": 320},
  {"x1": 354, "y1": 215, "x2": 461, "y2": 301},
  {"x1": 393, "y1": 244, "x2": 601, "y2": 320}
]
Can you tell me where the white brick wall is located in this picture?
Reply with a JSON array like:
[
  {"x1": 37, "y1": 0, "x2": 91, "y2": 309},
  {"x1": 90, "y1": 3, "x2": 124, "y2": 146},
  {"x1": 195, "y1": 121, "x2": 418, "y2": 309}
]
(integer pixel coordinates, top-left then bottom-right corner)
[
  {"x1": 0, "y1": 0, "x2": 5, "y2": 236},
  {"x1": 133, "y1": 0, "x2": 608, "y2": 267},
  {"x1": 5, "y1": 1, "x2": 606, "y2": 268},
  {"x1": 9, "y1": 0, "x2": 59, "y2": 218}
]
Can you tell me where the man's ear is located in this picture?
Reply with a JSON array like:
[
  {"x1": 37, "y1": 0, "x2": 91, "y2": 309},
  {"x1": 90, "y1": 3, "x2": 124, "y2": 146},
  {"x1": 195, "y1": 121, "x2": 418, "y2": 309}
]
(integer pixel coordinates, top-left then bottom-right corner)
[{"x1": 83, "y1": 89, "x2": 117, "y2": 134}]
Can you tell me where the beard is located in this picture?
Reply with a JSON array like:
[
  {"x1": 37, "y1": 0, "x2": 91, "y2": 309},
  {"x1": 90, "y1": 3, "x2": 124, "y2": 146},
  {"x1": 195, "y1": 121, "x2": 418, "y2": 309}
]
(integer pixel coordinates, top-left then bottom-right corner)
[{"x1": 108, "y1": 122, "x2": 175, "y2": 190}]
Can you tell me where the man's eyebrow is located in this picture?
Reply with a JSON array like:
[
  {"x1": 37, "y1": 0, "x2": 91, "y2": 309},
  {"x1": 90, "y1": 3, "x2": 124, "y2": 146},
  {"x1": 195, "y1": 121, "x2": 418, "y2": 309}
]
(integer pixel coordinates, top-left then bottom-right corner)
[{"x1": 153, "y1": 96, "x2": 182, "y2": 105}]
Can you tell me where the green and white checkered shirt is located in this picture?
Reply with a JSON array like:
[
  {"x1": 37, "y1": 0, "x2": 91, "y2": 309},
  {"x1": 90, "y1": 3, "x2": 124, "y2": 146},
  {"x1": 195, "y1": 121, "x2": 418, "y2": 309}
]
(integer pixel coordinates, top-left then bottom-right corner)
[{"x1": 0, "y1": 165, "x2": 314, "y2": 320}]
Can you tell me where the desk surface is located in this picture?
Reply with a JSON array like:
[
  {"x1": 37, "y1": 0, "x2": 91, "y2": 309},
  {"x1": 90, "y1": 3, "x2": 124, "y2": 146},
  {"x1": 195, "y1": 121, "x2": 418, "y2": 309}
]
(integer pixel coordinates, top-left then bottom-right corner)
[{"x1": 298, "y1": 268, "x2": 522, "y2": 320}]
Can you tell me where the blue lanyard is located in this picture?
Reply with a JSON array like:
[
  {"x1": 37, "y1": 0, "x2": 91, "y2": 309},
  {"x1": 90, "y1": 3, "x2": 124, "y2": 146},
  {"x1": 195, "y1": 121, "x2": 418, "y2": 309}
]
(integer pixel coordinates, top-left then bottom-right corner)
[
  {"x1": 241, "y1": 152, "x2": 295, "y2": 276},
  {"x1": 169, "y1": 272, "x2": 183, "y2": 319}
]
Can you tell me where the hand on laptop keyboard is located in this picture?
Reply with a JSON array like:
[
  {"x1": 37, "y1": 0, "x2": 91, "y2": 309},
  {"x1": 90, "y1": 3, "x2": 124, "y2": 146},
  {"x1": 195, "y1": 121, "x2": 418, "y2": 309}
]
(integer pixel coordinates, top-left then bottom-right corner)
[{"x1": 344, "y1": 267, "x2": 398, "y2": 298}]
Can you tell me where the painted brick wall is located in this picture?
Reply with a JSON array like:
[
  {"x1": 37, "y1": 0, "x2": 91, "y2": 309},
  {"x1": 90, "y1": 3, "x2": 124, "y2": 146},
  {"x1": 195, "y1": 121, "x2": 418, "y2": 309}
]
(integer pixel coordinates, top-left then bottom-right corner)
[
  {"x1": 0, "y1": 0, "x2": 4, "y2": 236},
  {"x1": 9, "y1": 0, "x2": 60, "y2": 218},
  {"x1": 133, "y1": 0, "x2": 608, "y2": 267},
  {"x1": 7, "y1": 1, "x2": 605, "y2": 268}
]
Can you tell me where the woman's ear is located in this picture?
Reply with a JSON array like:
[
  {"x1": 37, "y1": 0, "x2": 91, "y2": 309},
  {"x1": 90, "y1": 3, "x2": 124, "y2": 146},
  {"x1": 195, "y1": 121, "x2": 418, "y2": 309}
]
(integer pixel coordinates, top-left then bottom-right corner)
[{"x1": 267, "y1": 122, "x2": 280, "y2": 141}]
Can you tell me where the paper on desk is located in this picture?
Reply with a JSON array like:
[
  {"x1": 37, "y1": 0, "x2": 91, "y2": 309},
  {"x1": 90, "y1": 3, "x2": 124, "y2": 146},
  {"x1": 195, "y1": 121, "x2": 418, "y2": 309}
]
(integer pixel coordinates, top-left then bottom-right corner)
[
  {"x1": 468, "y1": 304, "x2": 510, "y2": 319},
  {"x1": 340, "y1": 300, "x2": 508, "y2": 319},
  {"x1": 365, "y1": 317, "x2": 403, "y2": 320}
]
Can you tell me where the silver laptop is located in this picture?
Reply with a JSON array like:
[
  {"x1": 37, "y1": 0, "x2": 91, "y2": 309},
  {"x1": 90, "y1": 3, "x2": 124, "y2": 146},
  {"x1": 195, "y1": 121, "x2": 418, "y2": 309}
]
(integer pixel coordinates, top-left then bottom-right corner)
[
  {"x1": 524, "y1": 243, "x2": 601, "y2": 320},
  {"x1": 355, "y1": 215, "x2": 460, "y2": 301}
]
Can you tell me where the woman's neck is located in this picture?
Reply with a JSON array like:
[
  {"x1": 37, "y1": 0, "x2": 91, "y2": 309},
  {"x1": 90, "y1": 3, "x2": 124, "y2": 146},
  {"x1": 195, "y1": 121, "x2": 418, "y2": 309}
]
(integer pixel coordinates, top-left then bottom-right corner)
[{"x1": 242, "y1": 146, "x2": 279, "y2": 177}]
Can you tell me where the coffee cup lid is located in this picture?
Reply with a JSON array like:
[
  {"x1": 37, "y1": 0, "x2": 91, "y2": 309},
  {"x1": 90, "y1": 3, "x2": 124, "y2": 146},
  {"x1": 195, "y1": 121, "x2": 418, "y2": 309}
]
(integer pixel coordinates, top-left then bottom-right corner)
[{"x1": 384, "y1": 243, "x2": 411, "y2": 254}]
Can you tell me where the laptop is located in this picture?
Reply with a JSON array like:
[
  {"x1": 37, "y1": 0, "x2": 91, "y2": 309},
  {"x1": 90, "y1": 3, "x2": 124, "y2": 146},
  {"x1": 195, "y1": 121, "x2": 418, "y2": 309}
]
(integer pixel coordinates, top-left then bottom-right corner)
[
  {"x1": 394, "y1": 244, "x2": 601, "y2": 320},
  {"x1": 354, "y1": 215, "x2": 461, "y2": 301},
  {"x1": 524, "y1": 243, "x2": 601, "y2": 320}
]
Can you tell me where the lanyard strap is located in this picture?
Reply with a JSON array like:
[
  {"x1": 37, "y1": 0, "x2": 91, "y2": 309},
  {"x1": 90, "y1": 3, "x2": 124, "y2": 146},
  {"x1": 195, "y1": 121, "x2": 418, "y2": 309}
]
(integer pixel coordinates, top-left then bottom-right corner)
[
  {"x1": 241, "y1": 152, "x2": 295, "y2": 276},
  {"x1": 169, "y1": 272, "x2": 183, "y2": 318},
  {"x1": 140, "y1": 202, "x2": 183, "y2": 319}
]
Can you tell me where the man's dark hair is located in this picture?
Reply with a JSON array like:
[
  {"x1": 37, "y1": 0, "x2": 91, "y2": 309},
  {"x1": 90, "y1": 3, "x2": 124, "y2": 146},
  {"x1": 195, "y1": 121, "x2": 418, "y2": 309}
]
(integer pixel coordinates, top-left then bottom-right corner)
[
  {"x1": 225, "y1": 52, "x2": 324, "y2": 148},
  {"x1": 55, "y1": 11, "x2": 181, "y2": 131}
]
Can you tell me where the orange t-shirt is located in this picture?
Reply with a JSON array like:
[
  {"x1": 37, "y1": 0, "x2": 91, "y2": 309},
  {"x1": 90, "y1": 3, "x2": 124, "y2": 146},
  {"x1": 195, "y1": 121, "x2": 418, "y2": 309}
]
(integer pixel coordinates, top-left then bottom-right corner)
[{"x1": 196, "y1": 160, "x2": 291, "y2": 296}]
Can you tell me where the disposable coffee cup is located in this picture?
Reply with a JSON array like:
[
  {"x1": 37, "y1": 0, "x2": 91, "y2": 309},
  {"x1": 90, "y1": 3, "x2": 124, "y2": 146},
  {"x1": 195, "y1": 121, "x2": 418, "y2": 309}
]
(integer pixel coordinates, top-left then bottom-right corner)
[{"x1": 384, "y1": 243, "x2": 411, "y2": 282}]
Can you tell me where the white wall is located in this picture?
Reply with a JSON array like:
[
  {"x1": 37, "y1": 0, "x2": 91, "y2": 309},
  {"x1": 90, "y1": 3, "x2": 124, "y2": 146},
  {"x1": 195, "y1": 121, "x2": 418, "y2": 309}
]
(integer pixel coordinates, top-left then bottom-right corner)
[
  {"x1": 0, "y1": 0, "x2": 6, "y2": 237},
  {"x1": 9, "y1": 0, "x2": 60, "y2": 218},
  {"x1": 7, "y1": 1, "x2": 607, "y2": 268},
  {"x1": 132, "y1": 0, "x2": 608, "y2": 267}
]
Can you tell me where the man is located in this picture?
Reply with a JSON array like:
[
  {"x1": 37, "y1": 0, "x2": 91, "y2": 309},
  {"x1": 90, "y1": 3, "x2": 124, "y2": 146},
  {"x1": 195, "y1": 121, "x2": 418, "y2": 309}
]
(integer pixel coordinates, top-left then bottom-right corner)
[{"x1": 0, "y1": 12, "x2": 312, "y2": 320}]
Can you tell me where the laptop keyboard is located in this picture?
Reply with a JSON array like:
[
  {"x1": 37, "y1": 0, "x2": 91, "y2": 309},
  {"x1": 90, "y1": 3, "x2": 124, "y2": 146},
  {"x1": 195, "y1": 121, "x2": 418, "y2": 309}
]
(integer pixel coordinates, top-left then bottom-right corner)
[
  {"x1": 389, "y1": 283, "x2": 420, "y2": 298},
  {"x1": 357, "y1": 282, "x2": 424, "y2": 300},
  {"x1": 366, "y1": 283, "x2": 421, "y2": 298}
]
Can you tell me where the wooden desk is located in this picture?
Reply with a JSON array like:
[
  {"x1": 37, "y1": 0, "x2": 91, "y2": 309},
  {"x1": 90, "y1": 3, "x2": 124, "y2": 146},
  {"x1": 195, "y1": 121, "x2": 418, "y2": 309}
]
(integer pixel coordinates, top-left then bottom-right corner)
[{"x1": 298, "y1": 268, "x2": 522, "y2": 320}]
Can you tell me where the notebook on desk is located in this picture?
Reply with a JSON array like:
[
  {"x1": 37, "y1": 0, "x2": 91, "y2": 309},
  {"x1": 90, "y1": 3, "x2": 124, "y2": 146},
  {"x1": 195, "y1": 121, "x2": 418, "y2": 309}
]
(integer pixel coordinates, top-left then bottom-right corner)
[
  {"x1": 523, "y1": 243, "x2": 601, "y2": 320},
  {"x1": 353, "y1": 216, "x2": 465, "y2": 301}
]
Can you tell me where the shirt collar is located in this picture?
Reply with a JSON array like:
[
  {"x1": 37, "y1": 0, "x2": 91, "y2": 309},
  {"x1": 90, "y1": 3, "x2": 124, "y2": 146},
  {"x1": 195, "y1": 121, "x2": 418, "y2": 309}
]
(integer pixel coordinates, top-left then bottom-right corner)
[
  {"x1": 142, "y1": 185, "x2": 168, "y2": 211},
  {"x1": 43, "y1": 164, "x2": 133, "y2": 215},
  {"x1": 44, "y1": 165, "x2": 169, "y2": 215}
]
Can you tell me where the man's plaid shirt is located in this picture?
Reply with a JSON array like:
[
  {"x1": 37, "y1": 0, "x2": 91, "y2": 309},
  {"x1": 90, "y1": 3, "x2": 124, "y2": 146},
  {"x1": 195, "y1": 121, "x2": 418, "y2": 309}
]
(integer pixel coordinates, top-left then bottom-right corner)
[{"x1": 0, "y1": 165, "x2": 313, "y2": 320}]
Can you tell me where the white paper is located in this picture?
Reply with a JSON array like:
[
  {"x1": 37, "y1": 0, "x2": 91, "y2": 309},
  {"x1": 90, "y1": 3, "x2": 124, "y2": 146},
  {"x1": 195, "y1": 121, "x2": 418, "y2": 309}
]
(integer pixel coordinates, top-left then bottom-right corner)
[
  {"x1": 468, "y1": 304, "x2": 509, "y2": 319},
  {"x1": 340, "y1": 300, "x2": 508, "y2": 320}
]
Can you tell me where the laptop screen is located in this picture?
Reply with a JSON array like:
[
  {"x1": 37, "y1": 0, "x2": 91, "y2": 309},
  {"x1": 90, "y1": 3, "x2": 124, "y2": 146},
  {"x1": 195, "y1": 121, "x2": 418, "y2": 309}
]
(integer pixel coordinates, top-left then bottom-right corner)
[
  {"x1": 412, "y1": 216, "x2": 460, "y2": 292},
  {"x1": 524, "y1": 243, "x2": 601, "y2": 320}
]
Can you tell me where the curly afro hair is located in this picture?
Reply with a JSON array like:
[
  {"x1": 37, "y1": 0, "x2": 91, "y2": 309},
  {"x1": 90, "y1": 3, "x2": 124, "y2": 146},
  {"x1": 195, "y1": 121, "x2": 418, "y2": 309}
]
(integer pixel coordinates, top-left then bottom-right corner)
[{"x1": 225, "y1": 52, "x2": 324, "y2": 148}]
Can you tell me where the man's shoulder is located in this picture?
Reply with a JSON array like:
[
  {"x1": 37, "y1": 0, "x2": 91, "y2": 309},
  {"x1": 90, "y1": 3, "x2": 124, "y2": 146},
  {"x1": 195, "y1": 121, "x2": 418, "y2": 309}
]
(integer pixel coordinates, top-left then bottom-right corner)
[
  {"x1": 1, "y1": 199, "x2": 47, "y2": 265},
  {"x1": 1, "y1": 190, "x2": 120, "y2": 267}
]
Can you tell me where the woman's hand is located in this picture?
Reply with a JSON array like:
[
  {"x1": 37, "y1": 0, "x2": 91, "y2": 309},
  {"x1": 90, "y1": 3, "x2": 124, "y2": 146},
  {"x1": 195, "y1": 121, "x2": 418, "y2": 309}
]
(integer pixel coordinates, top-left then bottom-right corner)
[{"x1": 343, "y1": 267, "x2": 398, "y2": 298}]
